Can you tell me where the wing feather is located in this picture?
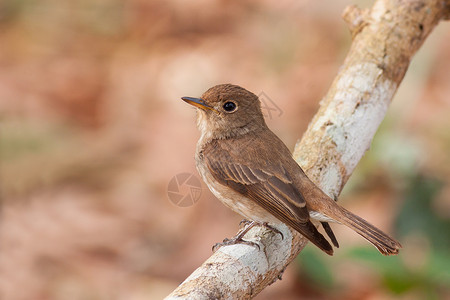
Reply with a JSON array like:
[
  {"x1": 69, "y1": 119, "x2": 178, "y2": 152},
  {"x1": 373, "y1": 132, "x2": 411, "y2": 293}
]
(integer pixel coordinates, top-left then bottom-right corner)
[{"x1": 202, "y1": 139, "x2": 334, "y2": 255}]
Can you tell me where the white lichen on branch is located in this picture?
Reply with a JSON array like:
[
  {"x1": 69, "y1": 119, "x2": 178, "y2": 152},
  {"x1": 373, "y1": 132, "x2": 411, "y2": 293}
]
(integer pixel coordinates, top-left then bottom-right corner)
[
  {"x1": 167, "y1": 224, "x2": 293, "y2": 299},
  {"x1": 296, "y1": 63, "x2": 396, "y2": 198}
]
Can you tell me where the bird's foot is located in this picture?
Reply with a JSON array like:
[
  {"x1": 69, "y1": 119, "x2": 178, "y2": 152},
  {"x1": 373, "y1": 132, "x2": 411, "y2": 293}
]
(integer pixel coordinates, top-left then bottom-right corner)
[
  {"x1": 261, "y1": 222, "x2": 284, "y2": 240},
  {"x1": 212, "y1": 236, "x2": 260, "y2": 252},
  {"x1": 213, "y1": 220, "x2": 260, "y2": 252},
  {"x1": 240, "y1": 219, "x2": 283, "y2": 239},
  {"x1": 239, "y1": 219, "x2": 252, "y2": 227},
  {"x1": 212, "y1": 220, "x2": 284, "y2": 252}
]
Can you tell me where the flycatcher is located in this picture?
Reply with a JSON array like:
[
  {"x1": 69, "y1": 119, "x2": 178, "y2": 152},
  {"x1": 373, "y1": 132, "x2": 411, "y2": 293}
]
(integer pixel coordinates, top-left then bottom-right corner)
[{"x1": 182, "y1": 84, "x2": 401, "y2": 255}]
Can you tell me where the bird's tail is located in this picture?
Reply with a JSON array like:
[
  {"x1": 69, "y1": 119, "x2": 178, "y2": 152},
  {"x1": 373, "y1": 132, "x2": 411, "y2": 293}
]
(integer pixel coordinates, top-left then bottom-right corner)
[{"x1": 332, "y1": 206, "x2": 402, "y2": 255}]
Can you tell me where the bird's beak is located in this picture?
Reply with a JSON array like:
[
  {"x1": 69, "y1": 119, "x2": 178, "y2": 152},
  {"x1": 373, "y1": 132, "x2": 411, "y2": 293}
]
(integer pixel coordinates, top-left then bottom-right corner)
[{"x1": 181, "y1": 97, "x2": 217, "y2": 112}]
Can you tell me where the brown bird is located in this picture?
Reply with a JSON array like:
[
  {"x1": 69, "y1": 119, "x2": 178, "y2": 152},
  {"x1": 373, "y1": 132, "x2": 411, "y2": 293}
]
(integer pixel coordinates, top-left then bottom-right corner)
[{"x1": 182, "y1": 84, "x2": 401, "y2": 256}]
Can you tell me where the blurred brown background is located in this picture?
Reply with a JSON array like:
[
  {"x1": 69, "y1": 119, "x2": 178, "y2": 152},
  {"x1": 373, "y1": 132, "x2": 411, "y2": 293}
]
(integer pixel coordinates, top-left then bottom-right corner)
[{"x1": 1, "y1": 0, "x2": 450, "y2": 299}]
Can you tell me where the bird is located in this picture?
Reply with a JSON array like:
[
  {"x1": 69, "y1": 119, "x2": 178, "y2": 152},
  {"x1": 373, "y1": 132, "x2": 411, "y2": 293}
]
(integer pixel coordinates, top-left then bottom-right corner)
[{"x1": 182, "y1": 83, "x2": 401, "y2": 256}]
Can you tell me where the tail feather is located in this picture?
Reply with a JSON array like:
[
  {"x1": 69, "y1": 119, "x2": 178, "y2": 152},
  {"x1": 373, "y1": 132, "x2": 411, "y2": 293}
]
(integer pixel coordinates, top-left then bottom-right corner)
[
  {"x1": 337, "y1": 207, "x2": 401, "y2": 255},
  {"x1": 288, "y1": 219, "x2": 334, "y2": 256},
  {"x1": 321, "y1": 222, "x2": 339, "y2": 248}
]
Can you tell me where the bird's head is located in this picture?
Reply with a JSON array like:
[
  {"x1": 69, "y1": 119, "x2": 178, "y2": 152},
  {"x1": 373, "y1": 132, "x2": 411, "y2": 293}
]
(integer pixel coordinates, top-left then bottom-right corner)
[{"x1": 182, "y1": 84, "x2": 267, "y2": 140}]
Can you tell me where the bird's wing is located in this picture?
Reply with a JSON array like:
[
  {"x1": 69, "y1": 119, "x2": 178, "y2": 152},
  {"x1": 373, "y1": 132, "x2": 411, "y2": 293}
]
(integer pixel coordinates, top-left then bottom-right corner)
[
  {"x1": 204, "y1": 142, "x2": 333, "y2": 255},
  {"x1": 207, "y1": 159, "x2": 309, "y2": 222}
]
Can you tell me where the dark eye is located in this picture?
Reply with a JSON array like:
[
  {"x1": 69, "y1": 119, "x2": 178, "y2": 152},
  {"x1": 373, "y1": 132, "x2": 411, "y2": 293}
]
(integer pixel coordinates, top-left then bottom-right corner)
[{"x1": 223, "y1": 101, "x2": 237, "y2": 112}]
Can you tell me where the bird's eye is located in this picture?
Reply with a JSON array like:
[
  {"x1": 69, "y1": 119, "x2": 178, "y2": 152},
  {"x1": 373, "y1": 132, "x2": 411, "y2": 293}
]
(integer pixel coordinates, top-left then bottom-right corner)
[{"x1": 223, "y1": 101, "x2": 237, "y2": 113}]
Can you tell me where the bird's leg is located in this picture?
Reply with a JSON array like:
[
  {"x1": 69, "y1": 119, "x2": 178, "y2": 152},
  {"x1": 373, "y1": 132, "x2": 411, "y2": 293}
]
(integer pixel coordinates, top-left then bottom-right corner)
[
  {"x1": 212, "y1": 221, "x2": 285, "y2": 252},
  {"x1": 240, "y1": 219, "x2": 283, "y2": 239},
  {"x1": 212, "y1": 221, "x2": 260, "y2": 252}
]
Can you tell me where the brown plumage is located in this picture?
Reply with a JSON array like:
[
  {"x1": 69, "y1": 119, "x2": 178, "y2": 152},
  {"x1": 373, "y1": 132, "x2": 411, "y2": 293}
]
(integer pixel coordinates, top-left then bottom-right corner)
[{"x1": 182, "y1": 84, "x2": 401, "y2": 256}]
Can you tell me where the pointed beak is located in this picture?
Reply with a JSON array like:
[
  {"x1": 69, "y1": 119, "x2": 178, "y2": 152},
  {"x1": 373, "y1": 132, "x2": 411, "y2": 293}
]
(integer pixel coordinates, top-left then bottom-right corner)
[{"x1": 181, "y1": 97, "x2": 217, "y2": 112}]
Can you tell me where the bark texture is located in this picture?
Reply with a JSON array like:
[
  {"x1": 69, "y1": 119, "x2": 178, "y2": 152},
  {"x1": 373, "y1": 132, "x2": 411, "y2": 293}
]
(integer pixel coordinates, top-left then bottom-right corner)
[{"x1": 166, "y1": 0, "x2": 450, "y2": 299}]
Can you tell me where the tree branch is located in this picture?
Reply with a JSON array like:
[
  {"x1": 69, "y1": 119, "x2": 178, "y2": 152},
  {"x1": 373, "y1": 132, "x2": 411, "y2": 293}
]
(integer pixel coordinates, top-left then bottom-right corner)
[{"x1": 166, "y1": 0, "x2": 449, "y2": 299}]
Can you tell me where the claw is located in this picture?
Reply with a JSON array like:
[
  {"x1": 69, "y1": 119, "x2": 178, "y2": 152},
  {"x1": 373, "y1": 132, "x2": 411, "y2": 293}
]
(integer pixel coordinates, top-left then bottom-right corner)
[
  {"x1": 212, "y1": 237, "x2": 260, "y2": 252},
  {"x1": 239, "y1": 219, "x2": 252, "y2": 227},
  {"x1": 212, "y1": 221, "x2": 285, "y2": 252},
  {"x1": 262, "y1": 222, "x2": 284, "y2": 240},
  {"x1": 212, "y1": 220, "x2": 260, "y2": 252}
]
